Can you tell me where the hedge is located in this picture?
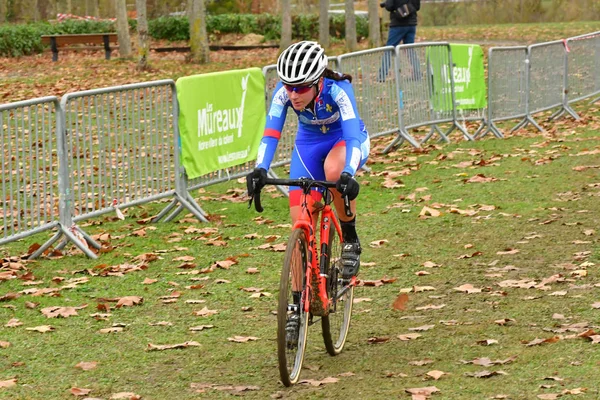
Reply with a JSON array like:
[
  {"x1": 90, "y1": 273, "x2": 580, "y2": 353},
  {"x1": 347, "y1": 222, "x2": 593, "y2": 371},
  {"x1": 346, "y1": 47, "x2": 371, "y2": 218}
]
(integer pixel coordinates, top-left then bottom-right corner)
[{"x1": 0, "y1": 14, "x2": 369, "y2": 57}]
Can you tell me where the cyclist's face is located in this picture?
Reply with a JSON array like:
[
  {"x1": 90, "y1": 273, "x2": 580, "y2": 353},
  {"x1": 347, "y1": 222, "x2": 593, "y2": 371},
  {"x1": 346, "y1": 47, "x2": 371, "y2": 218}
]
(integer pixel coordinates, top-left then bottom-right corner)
[{"x1": 284, "y1": 79, "x2": 320, "y2": 111}]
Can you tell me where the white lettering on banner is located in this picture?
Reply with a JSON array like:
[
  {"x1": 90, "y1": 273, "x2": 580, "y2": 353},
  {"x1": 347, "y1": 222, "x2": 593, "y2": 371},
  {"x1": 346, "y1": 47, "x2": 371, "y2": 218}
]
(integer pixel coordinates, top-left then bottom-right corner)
[
  {"x1": 217, "y1": 147, "x2": 250, "y2": 164},
  {"x1": 198, "y1": 103, "x2": 241, "y2": 136},
  {"x1": 196, "y1": 73, "x2": 251, "y2": 151}
]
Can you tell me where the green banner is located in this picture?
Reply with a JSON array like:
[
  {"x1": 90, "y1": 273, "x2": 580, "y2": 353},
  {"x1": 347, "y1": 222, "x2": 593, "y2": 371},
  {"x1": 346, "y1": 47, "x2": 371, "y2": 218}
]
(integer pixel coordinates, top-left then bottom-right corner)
[
  {"x1": 177, "y1": 68, "x2": 266, "y2": 179},
  {"x1": 450, "y1": 43, "x2": 487, "y2": 110}
]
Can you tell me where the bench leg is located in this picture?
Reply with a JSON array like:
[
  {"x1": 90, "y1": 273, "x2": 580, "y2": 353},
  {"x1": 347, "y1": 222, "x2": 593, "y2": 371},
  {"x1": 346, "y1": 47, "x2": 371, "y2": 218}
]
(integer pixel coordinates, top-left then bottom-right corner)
[
  {"x1": 103, "y1": 35, "x2": 111, "y2": 60},
  {"x1": 51, "y1": 37, "x2": 58, "y2": 62}
]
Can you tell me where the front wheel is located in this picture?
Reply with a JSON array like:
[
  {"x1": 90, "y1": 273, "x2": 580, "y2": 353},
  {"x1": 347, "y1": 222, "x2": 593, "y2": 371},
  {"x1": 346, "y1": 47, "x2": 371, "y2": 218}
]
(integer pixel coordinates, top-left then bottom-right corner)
[
  {"x1": 321, "y1": 225, "x2": 354, "y2": 356},
  {"x1": 277, "y1": 228, "x2": 309, "y2": 386}
]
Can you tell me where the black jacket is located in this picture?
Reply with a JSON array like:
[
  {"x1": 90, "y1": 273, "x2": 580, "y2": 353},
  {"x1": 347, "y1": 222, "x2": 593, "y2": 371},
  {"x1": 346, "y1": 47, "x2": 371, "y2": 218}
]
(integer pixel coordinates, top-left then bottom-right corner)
[{"x1": 385, "y1": 0, "x2": 420, "y2": 27}]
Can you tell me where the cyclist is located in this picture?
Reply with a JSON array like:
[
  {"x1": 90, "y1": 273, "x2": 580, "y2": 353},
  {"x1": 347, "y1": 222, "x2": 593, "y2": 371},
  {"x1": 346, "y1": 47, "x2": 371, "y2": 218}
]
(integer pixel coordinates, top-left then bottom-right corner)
[
  {"x1": 248, "y1": 39, "x2": 370, "y2": 277},
  {"x1": 247, "y1": 41, "x2": 370, "y2": 340}
]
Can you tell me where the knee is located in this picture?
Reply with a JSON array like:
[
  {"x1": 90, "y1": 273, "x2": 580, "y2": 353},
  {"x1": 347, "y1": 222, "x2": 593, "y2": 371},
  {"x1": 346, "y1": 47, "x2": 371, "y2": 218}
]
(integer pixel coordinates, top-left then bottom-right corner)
[{"x1": 324, "y1": 164, "x2": 343, "y2": 181}]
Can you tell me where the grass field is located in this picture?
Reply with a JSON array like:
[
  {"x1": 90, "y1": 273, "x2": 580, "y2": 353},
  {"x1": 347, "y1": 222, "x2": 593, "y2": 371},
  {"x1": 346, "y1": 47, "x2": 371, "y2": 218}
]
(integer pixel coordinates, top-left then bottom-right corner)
[{"x1": 1, "y1": 21, "x2": 600, "y2": 400}]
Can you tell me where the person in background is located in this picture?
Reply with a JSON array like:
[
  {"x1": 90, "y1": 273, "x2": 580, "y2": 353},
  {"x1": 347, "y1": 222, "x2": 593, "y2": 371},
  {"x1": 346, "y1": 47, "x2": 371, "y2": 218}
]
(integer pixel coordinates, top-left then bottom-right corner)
[{"x1": 378, "y1": 0, "x2": 421, "y2": 81}]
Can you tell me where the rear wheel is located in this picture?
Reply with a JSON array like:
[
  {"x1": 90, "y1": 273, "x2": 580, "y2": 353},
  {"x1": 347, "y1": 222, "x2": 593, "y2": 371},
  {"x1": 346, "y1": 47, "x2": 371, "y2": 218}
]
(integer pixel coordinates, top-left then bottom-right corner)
[
  {"x1": 277, "y1": 228, "x2": 309, "y2": 386},
  {"x1": 321, "y1": 222, "x2": 354, "y2": 356}
]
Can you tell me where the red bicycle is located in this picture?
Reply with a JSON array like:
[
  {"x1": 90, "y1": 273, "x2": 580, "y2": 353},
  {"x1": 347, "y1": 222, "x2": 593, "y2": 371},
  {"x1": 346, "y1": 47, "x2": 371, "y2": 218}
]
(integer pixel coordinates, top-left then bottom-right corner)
[{"x1": 249, "y1": 177, "x2": 356, "y2": 386}]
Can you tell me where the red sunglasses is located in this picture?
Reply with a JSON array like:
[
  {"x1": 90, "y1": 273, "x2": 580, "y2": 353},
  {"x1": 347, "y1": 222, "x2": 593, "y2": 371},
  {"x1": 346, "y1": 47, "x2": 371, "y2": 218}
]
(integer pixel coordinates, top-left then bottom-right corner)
[{"x1": 283, "y1": 81, "x2": 317, "y2": 94}]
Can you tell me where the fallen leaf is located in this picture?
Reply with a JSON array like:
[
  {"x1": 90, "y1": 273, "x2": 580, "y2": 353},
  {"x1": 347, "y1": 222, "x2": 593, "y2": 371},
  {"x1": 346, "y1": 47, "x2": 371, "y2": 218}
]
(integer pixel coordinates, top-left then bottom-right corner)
[
  {"x1": 298, "y1": 377, "x2": 339, "y2": 386},
  {"x1": 5, "y1": 318, "x2": 22, "y2": 327},
  {"x1": 0, "y1": 341, "x2": 10, "y2": 348},
  {"x1": 26, "y1": 325, "x2": 55, "y2": 333},
  {"x1": 426, "y1": 370, "x2": 446, "y2": 380},
  {"x1": 75, "y1": 361, "x2": 98, "y2": 371},
  {"x1": 147, "y1": 341, "x2": 201, "y2": 351},
  {"x1": 228, "y1": 336, "x2": 258, "y2": 343},
  {"x1": 0, "y1": 378, "x2": 17, "y2": 388},
  {"x1": 110, "y1": 392, "x2": 142, "y2": 399},
  {"x1": 70, "y1": 387, "x2": 92, "y2": 396},
  {"x1": 392, "y1": 293, "x2": 409, "y2": 310},
  {"x1": 189, "y1": 325, "x2": 214, "y2": 331},
  {"x1": 398, "y1": 333, "x2": 422, "y2": 341},
  {"x1": 116, "y1": 296, "x2": 143, "y2": 308}
]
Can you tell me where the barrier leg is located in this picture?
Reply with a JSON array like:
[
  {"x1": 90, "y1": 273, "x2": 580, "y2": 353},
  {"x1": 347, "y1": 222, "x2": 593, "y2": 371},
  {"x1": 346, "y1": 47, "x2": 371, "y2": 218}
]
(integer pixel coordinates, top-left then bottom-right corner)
[
  {"x1": 152, "y1": 199, "x2": 178, "y2": 222},
  {"x1": 28, "y1": 230, "x2": 63, "y2": 259}
]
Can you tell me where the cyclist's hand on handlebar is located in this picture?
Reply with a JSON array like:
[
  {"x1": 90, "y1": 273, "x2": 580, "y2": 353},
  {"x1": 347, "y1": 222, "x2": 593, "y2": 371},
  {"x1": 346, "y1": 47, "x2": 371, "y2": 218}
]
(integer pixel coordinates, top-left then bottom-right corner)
[
  {"x1": 246, "y1": 168, "x2": 268, "y2": 196},
  {"x1": 336, "y1": 172, "x2": 360, "y2": 201}
]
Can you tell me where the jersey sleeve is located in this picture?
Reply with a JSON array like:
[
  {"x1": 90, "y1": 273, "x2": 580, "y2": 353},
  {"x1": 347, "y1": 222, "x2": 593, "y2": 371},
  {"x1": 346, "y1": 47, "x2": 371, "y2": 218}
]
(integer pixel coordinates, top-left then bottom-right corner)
[
  {"x1": 256, "y1": 83, "x2": 289, "y2": 171},
  {"x1": 330, "y1": 81, "x2": 363, "y2": 176}
]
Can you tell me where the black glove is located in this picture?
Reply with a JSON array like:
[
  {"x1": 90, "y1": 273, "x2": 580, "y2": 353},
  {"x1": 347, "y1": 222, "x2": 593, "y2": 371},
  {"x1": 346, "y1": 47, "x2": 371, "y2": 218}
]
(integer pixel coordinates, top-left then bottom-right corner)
[
  {"x1": 336, "y1": 172, "x2": 360, "y2": 201},
  {"x1": 246, "y1": 168, "x2": 267, "y2": 196}
]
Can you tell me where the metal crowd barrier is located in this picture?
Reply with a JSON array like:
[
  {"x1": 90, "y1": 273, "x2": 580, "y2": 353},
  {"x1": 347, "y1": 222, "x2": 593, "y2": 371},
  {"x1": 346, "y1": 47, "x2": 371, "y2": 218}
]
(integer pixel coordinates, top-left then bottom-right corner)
[
  {"x1": 60, "y1": 80, "x2": 205, "y2": 231},
  {"x1": 482, "y1": 46, "x2": 528, "y2": 137},
  {"x1": 338, "y1": 46, "x2": 419, "y2": 149},
  {"x1": 528, "y1": 40, "x2": 577, "y2": 125},
  {"x1": 566, "y1": 32, "x2": 600, "y2": 106},
  {"x1": 2, "y1": 33, "x2": 600, "y2": 258}
]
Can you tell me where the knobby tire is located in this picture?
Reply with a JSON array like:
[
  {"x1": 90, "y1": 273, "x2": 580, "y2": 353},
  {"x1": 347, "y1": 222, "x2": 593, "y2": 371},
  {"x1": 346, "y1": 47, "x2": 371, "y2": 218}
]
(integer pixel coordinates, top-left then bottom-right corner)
[
  {"x1": 321, "y1": 219, "x2": 354, "y2": 356},
  {"x1": 277, "y1": 228, "x2": 309, "y2": 386}
]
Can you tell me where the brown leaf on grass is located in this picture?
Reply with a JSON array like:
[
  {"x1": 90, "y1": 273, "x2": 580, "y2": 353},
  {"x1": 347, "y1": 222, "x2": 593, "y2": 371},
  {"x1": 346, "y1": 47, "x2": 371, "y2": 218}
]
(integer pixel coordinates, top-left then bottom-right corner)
[
  {"x1": 99, "y1": 327, "x2": 123, "y2": 334},
  {"x1": 173, "y1": 256, "x2": 195, "y2": 262},
  {"x1": 409, "y1": 324, "x2": 435, "y2": 332},
  {"x1": 116, "y1": 296, "x2": 143, "y2": 308},
  {"x1": 524, "y1": 336, "x2": 561, "y2": 346},
  {"x1": 189, "y1": 325, "x2": 214, "y2": 331},
  {"x1": 495, "y1": 318, "x2": 516, "y2": 326},
  {"x1": 426, "y1": 370, "x2": 446, "y2": 380},
  {"x1": 0, "y1": 378, "x2": 17, "y2": 388},
  {"x1": 368, "y1": 336, "x2": 390, "y2": 344},
  {"x1": 41, "y1": 306, "x2": 86, "y2": 318},
  {"x1": 405, "y1": 386, "x2": 440, "y2": 397},
  {"x1": 298, "y1": 377, "x2": 339, "y2": 386},
  {"x1": 142, "y1": 278, "x2": 158, "y2": 285},
  {"x1": 419, "y1": 206, "x2": 442, "y2": 218},
  {"x1": 457, "y1": 251, "x2": 483, "y2": 259},
  {"x1": 110, "y1": 392, "x2": 142, "y2": 399},
  {"x1": 497, "y1": 248, "x2": 520, "y2": 255},
  {"x1": 476, "y1": 339, "x2": 499, "y2": 346},
  {"x1": 465, "y1": 370, "x2": 508, "y2": 378},
  {"x1": 453, "y1": 284, "x2": 482, "y2": 293},
  {"x1": 0, "y1": 341, "x2": 10, "y2": 348},
  {"x1": 75, "y1": 361, "x2": 98, "y2": 371},
  {"x1": 193, "y1": 307, "x2": 218, "y2": 317},
  {"x1": 246, "y1": 268, "x2": 259, "y2": 274},
  {"x1": 537, "y1": 395, "x2": 561, "y2": 400},
  {"x1": 369, "y1": 239, "x2": 389, "y2": 248},
  {"x1": 423, "y1": 261, "x2": 441, "y2": 268},
  {"x1": 26, "y1": 325, "x2": 55, "y2": 333},
  {"x1": 409, "y1": 358, "x2": 434, "y2": 366},
  {"x1": 147, "y1": 341, "x2": 201, "y2": 351},
  {"x1": 0, "y1": 292, "x2": 20, "y2": 302},
  {"x1": 70, "y1": 387, "x2": 92, "y2": 396},
  {"x1": 5, "y1": 318, "x2": 22, "y2": 328},
  {"x1": 392, "y1": 293, "x2": 409, "y2": 310},
  {"x1": 398, "y1": 333, "x2": 422, "y2": 341},
  {"x1": 228, "y1": 336, "x2": 258, "y2": 343},
  {"x1": 464, "y1": 174, "x2": 498, "y2": 183}
]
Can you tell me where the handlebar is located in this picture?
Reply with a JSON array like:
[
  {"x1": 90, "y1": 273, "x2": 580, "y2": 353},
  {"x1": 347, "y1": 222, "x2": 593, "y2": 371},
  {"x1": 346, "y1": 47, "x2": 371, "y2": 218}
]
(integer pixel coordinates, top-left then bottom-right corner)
[{"x1": 248, "y1": 177, "x2": 353, "y2": 217}]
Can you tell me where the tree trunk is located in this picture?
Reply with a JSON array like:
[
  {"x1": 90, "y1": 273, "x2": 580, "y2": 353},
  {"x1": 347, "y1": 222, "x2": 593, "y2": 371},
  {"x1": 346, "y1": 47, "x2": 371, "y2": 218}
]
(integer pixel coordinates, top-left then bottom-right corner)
[
  {"x1": 319, "y1": 0, "x2": 329, "y2": 49},
  {"x1": 344, "y1": 0, "x2": 357, "y2": 52},
  {"x1": 188, "y1": 0, "x2": 210, "y2": 64},
  {"x1": 86, "y1": 0, "x2": 99, "y2": 16},
  {"x1": 115, "y1": 0, "x2": 132, "y2": 57},
  {"x1": 0, "y1": 0, "x2": 7, "y2": 23},
  {"x1": 280, "y1": 0, "x2": 291, "y2": 50},
  {"x1": 136, "y1": 0, "x2": 150, "y2": 70},
  {"x1": 368, "y1": 0, "x2": 381, "y2": 47}
]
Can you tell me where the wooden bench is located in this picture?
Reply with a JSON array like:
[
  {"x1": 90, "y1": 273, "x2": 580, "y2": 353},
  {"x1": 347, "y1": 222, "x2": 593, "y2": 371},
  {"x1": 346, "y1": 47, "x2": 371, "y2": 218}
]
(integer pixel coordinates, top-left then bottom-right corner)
[{"x1": 41, "y1": 33, "x2": 118, "y2": 61}]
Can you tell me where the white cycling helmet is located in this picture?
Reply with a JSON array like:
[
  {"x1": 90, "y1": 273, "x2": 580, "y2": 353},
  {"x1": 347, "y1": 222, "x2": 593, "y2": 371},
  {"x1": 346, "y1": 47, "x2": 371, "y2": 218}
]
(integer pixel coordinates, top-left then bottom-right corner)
[{"x1": 277, "y1": 41, "x2": 328, "y2": 85}]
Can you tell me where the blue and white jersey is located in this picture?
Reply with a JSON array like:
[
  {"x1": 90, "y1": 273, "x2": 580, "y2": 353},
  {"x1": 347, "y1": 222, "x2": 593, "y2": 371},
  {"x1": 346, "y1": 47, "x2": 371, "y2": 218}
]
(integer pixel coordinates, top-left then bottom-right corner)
[{"x1": 256, "y1": 77, "x2": 369, "y2": 177}]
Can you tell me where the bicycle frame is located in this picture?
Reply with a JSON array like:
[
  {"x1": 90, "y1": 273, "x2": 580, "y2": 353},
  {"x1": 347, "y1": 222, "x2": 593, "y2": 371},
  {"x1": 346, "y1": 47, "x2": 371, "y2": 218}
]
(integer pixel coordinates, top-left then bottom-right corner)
[{"x1": 292, "y1": 187, "x2": 344, "y2": 316}]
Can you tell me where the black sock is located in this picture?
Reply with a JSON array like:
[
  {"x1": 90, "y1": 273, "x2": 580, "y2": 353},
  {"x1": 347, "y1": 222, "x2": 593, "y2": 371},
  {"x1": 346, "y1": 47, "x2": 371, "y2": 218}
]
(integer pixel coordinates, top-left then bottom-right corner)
[
  {"x1": 340, "y1": 217, "x2": 359, "y2": 243},
  {"x1": 292, "y1": 291, "x2": 301, "y2": 305}
]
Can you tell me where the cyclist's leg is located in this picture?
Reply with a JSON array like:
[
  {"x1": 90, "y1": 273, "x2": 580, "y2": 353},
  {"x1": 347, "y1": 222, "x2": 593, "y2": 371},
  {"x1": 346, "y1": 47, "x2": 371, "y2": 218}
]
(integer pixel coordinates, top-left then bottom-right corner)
[{"x1": 324, "y1": 133, "x2": 369, "y2": 278}]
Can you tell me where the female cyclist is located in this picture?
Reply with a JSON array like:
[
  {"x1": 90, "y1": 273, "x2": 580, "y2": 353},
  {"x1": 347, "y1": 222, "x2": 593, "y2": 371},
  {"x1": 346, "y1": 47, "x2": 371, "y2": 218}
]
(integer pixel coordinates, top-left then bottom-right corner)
[{"x1": 247, "y1": 41, "x2": 370, "y2": 282}]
